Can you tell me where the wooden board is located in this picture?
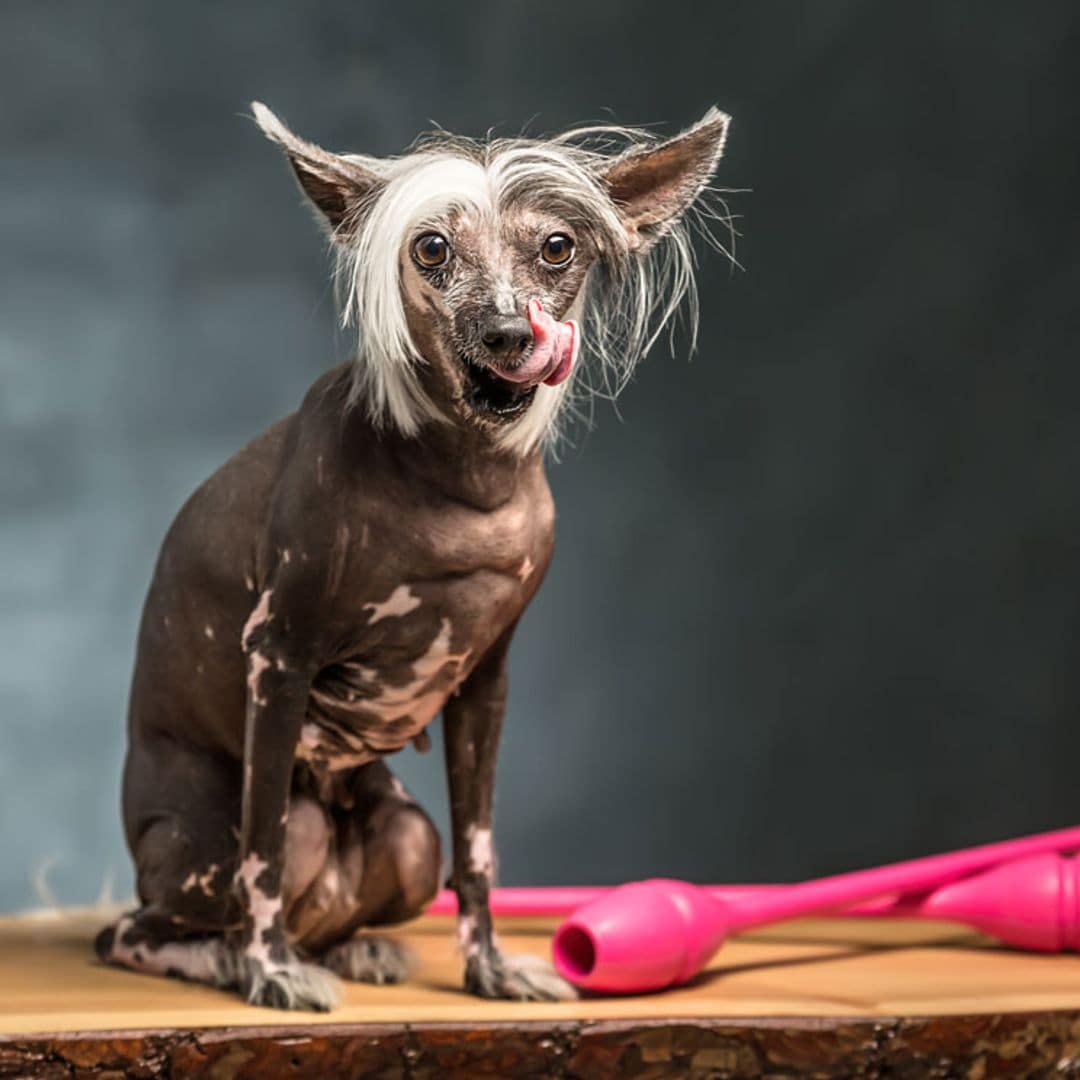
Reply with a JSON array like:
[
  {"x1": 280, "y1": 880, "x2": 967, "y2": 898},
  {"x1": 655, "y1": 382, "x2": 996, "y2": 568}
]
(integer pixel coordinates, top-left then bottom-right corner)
[{"x1": 3, "y1": 909, "x2": 1080, "y2": 1076}]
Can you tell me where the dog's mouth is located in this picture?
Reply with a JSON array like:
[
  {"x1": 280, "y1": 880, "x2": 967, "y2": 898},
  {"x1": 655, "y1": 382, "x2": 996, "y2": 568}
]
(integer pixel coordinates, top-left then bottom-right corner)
[{"x1": 462, "y1": 357, "x2": 537, "y2": 420}]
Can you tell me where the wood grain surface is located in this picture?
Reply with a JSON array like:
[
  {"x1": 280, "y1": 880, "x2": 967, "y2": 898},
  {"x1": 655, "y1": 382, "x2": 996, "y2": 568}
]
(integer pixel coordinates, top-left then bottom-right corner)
[{"x1": 3, "y1": 910, "x2": 1080, "y2": 1076}]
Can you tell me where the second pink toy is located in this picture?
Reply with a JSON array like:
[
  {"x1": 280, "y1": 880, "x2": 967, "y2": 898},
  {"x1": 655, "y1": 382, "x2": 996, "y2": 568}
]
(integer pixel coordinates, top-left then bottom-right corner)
[{"x1": 550, "y1": 824, "x2": 1080, "y2": 992}]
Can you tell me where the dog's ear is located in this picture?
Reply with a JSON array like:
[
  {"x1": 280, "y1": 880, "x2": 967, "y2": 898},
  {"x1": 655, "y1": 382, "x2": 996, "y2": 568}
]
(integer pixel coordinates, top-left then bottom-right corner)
[
  {"x1": 251, "y1": 102, "x2": 379, "y2": 235},
  {"x1": 601, "y1": 107, "x2": 730, "y2": 254}
]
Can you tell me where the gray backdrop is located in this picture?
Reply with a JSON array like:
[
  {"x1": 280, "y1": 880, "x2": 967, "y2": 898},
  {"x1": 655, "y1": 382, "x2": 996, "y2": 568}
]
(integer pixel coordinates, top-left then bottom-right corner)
[{"x1": 3, "y1": 1, "x2": 1079, "y2": 912}]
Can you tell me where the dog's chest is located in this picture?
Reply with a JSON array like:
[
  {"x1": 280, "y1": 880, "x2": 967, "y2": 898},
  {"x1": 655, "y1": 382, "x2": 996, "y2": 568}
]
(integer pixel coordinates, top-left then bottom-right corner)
[{"x1": 297, "y1": 493, "x2": 549, "y2": 780}]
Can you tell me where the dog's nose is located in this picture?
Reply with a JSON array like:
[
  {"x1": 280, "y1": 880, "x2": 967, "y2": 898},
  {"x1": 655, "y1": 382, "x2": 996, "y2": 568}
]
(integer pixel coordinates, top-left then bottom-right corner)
[{"x1": 480, "y1": 315, "x2": 533, "y2": 365}]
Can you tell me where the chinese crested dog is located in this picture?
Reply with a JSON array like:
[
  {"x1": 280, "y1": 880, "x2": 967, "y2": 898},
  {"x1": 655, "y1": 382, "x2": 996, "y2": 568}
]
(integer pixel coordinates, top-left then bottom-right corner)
[{"x1": 96, "y1": 101, "x2": 732, "y2": 1009}]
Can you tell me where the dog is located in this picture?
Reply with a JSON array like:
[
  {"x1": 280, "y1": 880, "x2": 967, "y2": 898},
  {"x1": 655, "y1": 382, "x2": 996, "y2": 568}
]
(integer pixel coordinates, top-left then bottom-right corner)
[{"x1": 95, "y1": 101, "x2": 731, "y2": 1010}]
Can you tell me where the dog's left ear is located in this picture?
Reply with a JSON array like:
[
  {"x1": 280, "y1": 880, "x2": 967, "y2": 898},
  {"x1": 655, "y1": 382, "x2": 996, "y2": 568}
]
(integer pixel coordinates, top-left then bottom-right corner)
[
  {"x1": 601, "y1": 106, "x2": 731, "y2": 254},
  {"x1": 251, "y1": 102, "x2": 379, "y2": 236}
]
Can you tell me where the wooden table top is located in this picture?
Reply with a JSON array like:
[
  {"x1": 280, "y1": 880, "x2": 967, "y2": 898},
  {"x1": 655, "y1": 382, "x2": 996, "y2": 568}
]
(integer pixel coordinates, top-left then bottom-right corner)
[{"x1": 4, "y1": 908, "x2": 1080, "y2": 1076}]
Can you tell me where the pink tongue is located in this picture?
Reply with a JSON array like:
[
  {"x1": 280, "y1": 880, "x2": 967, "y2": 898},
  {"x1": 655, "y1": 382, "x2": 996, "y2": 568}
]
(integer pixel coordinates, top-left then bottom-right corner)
[
  {"x1": 495, "y1": 300, "x2": 578, "y2": 387},
  {"x1": 531, "y1": 299, "x2": 578, "y2": 387}
]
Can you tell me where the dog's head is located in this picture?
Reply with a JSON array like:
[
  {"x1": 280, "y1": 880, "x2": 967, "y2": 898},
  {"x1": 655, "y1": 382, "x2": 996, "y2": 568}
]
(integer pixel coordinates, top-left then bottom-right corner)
[{"x1": 253, "y1": 103, "x2": 731, "y2": 455}]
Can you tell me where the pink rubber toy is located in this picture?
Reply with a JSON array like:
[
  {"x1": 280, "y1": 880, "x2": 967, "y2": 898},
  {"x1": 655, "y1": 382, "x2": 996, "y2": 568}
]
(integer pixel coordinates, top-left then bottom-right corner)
[
  {"x1": 426, "y1": 855, "x2": 1076, "y2": 953},
  {"x1": 549, "y1": 824, "x2": 1080, "y2": 992},
  {"x1": 858, "y1": 852, "x2": 1080, "y2": 951},
  {"x1": 427, "y1": 860, "x2": 1079, "y2": 952}
]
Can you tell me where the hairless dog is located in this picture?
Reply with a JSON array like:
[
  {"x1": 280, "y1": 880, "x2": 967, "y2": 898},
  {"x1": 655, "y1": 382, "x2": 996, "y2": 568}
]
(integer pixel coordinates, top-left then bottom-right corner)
[{"x1": 96, "y1": 102, "x2": 731, "y2": 1009}]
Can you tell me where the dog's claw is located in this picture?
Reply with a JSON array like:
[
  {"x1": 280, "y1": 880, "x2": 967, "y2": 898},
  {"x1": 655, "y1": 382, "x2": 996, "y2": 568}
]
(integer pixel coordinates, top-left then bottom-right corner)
[
  {"x1": 238, "y1": 954, "x2": 342, "y2": 1012},
  {"x1": 465, "y1": 949, "x2": 578, "y2": 1002},
  {"x1": 319, "y1": 935, "x2": 414, "y2": 985}
]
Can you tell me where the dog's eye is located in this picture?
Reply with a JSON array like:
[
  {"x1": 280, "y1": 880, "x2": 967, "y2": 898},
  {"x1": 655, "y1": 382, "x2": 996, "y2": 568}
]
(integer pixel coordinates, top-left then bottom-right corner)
[
  {"x1": 413, "y1": 233, "x2": 450, "y2": 269},
  {"x1": 541, "y1": 234, "x2": 574, "y2": 267}
]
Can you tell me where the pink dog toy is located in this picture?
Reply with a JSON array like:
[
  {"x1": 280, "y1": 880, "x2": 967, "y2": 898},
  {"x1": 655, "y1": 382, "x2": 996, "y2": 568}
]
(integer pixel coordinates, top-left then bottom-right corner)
[
  {"x1": 854, "y1": 851, "x2": 1080, "y2": 951},
  {"x1": 427, "y1": 857, "x2": 1080, "y2": 952},
  {"x1": 548, "y1": 824, "x2": 1080, "y2": 992},
  {"x1": 429, "y1": 853, "x2": 1080, "y2": 952}
]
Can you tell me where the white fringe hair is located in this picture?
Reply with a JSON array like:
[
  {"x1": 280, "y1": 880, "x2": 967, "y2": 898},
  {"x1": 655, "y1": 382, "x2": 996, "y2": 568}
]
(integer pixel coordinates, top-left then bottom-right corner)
[{"x1": 329, "y1": 114, "x2": 733, "y2": 456}]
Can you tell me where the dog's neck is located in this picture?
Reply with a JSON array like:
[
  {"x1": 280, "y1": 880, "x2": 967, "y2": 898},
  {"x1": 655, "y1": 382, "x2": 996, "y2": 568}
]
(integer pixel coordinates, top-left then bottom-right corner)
[
  {"x1": 344, "y1": 406, "x2": 540, "y2": 512},
  {"x1": 401, "y1": 422, "x2": 537, "y2": 511}
]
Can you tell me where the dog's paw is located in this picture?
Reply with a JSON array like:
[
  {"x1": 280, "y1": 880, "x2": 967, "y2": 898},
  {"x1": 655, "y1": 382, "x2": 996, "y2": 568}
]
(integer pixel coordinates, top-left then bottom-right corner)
[
  {"x1": 466, "y1": 950, "x2": 578, "y2": 1002},
  {"x1": 318, "y1": 935, "x2": 414, "y2": 985},
  {"x1": 238, "y1": 953, "x2": 342, "y2": 1012}
]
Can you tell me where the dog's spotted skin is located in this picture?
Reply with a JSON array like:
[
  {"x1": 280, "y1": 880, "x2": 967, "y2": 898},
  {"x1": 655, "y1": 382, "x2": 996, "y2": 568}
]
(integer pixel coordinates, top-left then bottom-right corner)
[
  {"x1": 97, "y1": 101, "x2": 730, "y2": 1010},
  {"x1": 97, "y1": 395, "x2": 553, "y2": 1008}
]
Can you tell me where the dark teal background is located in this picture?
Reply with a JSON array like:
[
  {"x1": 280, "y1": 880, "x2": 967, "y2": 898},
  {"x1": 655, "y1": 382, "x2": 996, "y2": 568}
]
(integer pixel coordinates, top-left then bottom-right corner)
[{"x1": 2, "y1": 2, "x2": 1079, "y2": 911}]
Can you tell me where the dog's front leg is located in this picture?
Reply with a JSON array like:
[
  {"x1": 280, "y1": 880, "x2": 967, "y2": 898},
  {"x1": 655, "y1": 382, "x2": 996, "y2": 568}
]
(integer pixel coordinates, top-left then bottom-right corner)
[
  {"x1": 444, "y1": 626, "x2": 576, "y2": 1001},
  {"x1": 233, "y1": 599, "x2": 340, "y2": 1011}
]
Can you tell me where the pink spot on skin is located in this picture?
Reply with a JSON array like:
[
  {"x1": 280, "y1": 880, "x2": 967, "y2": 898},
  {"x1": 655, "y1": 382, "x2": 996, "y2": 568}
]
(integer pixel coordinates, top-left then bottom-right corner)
[
  {"x1": 456, "y1": 913, "x2": 481, "y2": 959},
  {"x1": 299, "y1": 618, "x2": 470, "y2": 769},
  {"x1": 242, "y1": 589, "x2": 273, "y2": 651},
  {"x1": 466, "y1": 825, "x2": 494, "y2": 878},
  {"x1": 237, "y1": 852, "x2": 284, "y2": 969},
  {"x1": 517, "y1": 555, "x2": 535, "y2": 583},
  {"x1": 180, "y1": 864, "x2": 219, "y2": 897},
  {"x1": 247, "y1": 651, "x2": 271, "y2": 706},
  {"x1": 363, "y1": 585, "x2": 421, "y2": 624}
]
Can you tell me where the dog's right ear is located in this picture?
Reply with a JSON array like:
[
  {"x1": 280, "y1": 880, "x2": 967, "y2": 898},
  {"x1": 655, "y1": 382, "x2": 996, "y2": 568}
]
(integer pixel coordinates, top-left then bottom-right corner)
[
  {"x1": 251, "y1": 102, "x2": 379, "y2": 235},
  {"x1": 600, "y1": 107, "x2": 730, "y2": 255}
]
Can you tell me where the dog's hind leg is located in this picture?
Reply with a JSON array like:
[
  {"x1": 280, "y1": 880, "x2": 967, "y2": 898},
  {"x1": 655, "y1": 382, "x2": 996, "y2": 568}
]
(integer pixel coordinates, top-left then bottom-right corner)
[
  {"x1": 97, "y1": 813, "x2": 341, "y2": 1008},
  {"x1": 93, "y1": 807, "x2": 241, "y2": 991},
  {"x1": 95, "y1": 760, "x2": 243, "y2": 988},
  {"x1": 289, "y1": 761, "x2": 441, "y2": 984},
  {"x1": 94, "y1": 908, "x2": 236, "y2": 987},
  {"x1": 98, "y1": 735, "x2": 340, "y2": 1008}
]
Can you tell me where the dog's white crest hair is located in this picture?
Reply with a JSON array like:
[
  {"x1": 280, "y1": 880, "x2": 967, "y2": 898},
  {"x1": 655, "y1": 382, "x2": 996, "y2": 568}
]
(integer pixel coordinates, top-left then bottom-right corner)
[
  {"x1": 335, "y1": 152, "x2": 491, "y2": 439},
  {"x1": 255, "y1": 104, "x2": 734, "y2": 455}
]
